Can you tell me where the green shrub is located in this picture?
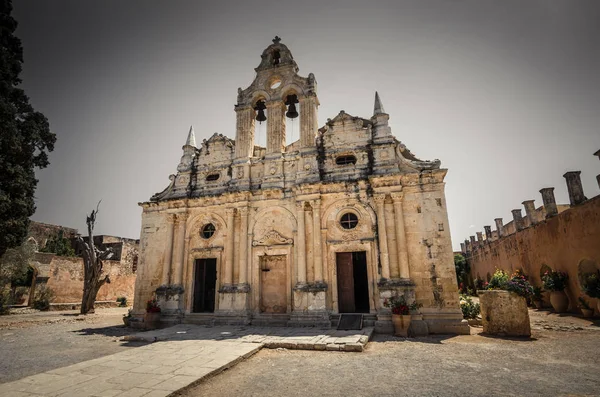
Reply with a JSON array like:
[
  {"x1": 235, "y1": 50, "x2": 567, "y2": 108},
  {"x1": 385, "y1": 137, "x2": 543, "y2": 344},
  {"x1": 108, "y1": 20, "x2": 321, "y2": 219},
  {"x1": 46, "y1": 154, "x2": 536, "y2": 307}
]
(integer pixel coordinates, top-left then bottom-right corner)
[
  {"x1": 460, "y1": 294, "x2": 480, "y2": 319},
  {"x1": 0, "y1": 288, "x2": 12, "y2": 315},
  {"x1": 541, "y1": 270, "x2": 569, "y2": 292},
  {"x1": 487, "y1": 269, "x2": 509, "y2": 290},
  {"x1": 582, "y1": 270, "x2": 600, "y2": 298},
  {"x1": 116, "y1": 296, "x2": 127, "y2": 307},
  {"x1": 32, "y1": 285, "x2": 54, "y2": 311}
]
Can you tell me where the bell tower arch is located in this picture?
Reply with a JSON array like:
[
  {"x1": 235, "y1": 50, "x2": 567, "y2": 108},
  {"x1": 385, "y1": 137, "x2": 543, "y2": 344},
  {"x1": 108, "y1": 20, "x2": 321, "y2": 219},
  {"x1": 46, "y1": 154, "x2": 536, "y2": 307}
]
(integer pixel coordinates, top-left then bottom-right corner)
[{"x1": 234, "y1": 37, "x2": 320, "y2": 161}]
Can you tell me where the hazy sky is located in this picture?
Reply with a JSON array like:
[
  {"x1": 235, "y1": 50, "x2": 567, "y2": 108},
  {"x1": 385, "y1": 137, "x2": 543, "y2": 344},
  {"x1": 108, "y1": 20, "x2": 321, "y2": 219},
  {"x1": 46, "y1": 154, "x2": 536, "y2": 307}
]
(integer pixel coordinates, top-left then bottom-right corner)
[{"x1": 13, "y1": 1, "x2": 600, "y2": 249}]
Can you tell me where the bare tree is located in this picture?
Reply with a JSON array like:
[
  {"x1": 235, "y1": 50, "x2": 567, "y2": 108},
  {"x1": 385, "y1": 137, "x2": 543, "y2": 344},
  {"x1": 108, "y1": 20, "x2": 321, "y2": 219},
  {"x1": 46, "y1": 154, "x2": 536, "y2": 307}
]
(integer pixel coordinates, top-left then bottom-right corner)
[{"x1": 79, "y1": 201, "x2": 113, "y2": 314}]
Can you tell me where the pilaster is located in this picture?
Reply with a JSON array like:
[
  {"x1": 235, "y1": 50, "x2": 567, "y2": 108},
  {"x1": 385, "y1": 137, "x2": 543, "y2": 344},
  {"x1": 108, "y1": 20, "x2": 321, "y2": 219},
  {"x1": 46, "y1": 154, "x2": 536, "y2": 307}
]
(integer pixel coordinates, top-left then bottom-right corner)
[{"x1": 374, "y1": 194, "x2": 391, "y2": 280}]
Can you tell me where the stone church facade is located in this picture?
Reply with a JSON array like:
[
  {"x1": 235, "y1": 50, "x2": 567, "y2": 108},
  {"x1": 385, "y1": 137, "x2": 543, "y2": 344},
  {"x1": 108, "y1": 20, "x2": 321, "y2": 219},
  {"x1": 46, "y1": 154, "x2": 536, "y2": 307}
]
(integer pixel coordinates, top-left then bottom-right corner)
[{"x1": 133, "y1": 38, "x2": 467, "y2": 334}]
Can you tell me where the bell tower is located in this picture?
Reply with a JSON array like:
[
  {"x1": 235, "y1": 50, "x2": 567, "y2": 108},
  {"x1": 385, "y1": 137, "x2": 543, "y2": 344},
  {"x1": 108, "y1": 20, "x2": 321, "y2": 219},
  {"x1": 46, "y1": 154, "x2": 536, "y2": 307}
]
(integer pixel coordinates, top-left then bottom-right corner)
[{"x1": 232, "y1": 37, "x2": 320, "y2": 189}]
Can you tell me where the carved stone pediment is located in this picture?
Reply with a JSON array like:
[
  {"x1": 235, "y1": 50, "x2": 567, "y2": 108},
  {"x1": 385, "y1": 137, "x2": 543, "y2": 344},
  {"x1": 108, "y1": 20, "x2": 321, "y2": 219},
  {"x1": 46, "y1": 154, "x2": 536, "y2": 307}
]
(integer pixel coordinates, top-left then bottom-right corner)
[{"x1": 252, "y1": 230, "x2": 293, "y2": 246}]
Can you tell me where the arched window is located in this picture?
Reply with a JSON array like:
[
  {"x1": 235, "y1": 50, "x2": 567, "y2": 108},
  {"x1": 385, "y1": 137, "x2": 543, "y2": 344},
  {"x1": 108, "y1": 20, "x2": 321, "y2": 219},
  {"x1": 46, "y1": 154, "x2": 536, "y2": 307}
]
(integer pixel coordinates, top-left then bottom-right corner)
[{"x1": 340, "y1": 212, "x2": 359, "y2": 229}]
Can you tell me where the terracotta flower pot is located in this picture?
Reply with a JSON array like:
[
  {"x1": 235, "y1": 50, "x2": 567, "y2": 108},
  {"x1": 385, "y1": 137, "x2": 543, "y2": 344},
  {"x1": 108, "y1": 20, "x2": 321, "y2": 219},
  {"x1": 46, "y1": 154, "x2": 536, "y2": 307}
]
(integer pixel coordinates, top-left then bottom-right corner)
[
  {"x1": 581, "y1": 308, "x2": 594, "y2": 318},
  {"x1": 550, "y1": 290, "x2": 569, "y2": 313},
  {"x1": 391, "y1": 314, "x2": 412, "y2": 337},
  {"x1": 144, "y1": 311, "x2": 161, "y2": 329}
]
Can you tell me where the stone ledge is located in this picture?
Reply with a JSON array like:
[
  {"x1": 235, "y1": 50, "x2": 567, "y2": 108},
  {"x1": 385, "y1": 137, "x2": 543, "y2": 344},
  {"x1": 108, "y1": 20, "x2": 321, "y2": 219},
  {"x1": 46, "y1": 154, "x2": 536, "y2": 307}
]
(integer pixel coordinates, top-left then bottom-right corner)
[
  {"x1": 293, "y1": 281, "x2": 328, "y2": 292},
  {"x1": 218, "y1": 283, "x2": 250, "y2": 293}
]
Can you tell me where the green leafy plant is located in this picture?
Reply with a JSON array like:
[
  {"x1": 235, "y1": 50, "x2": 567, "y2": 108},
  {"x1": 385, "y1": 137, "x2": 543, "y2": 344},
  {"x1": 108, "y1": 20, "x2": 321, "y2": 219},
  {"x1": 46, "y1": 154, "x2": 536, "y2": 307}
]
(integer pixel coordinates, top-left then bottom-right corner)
[
  {"x1": 578, "y1": 296, "x2": 592, "y2": 310},
  {"x1": 32, "y1": 285, "x2": 54, "y2": 311},
  {"x1": 40, "y1": 230, "x2": 75, "y2": 257},
  {"x1": 460, "y1": 294, "x2": 480, "y2": 320},
  {"x1": 383, "y1": 294, "x2": 422, "y2": 315},
  {"x1": 0, "y1": 288, "x2": 13, "y2": 315},
  {"x1": 581, "y1": 270, "x2": 600, "y2": 299},
  {"x1": 116, "y1": 296, "x2": 127, "y2": 307},
  {"x1": 541, "y1": 270, "x2": 569, "y2": 292},
  {"x1": 487, "y1": 269, "x2": 509, "y2": 290}
]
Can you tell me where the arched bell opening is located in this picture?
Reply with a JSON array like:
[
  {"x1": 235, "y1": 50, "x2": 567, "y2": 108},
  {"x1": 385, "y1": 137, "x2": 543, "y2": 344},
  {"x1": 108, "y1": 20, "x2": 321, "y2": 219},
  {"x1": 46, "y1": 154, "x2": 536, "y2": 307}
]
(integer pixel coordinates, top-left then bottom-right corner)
[
  {"x1": 253, "y1": 98, "x2": 268, "y2": 147},
  {"x1": 284, "y1": 93, "x2": 300, "y2": 146}
]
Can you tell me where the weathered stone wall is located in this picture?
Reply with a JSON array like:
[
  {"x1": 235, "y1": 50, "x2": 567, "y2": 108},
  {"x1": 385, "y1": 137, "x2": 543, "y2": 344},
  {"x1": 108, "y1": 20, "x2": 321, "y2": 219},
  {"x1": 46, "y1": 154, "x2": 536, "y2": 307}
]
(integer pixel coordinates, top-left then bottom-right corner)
[
  {"x1": 31, "y1": 254, "x2": 137, "y2": 303},
  {"x1": 466, "y1": 196, "x2": 600, "y2": 312},
  {"x1": 27, "y1": 221, "x2": 78, "y2": 250}
]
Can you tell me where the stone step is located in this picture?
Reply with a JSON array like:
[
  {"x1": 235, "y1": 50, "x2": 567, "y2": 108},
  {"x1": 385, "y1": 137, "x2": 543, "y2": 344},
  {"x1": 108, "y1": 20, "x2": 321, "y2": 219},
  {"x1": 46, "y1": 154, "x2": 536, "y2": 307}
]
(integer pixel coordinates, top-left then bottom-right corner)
[
  {"x1": 184, "y1": 313, "x2": 216, "y2": 326},
  {"x1": 330, "y1": 313, "x2": 376, "y2": 328},
  {"x1": 251, "y1": 314, "x2": 290, "y2": 327}
]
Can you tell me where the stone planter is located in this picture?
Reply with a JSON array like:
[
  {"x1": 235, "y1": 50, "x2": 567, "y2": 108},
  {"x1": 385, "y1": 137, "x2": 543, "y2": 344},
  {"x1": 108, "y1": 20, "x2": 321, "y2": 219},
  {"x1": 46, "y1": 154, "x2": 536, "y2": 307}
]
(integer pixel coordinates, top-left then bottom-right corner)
[
  {"x1": 581, "y1": 308, "x2": 594, "y2": 318},
  {"x1": 391, "y1": 314, "x2": 412, "y2": 337},
  {"x1": 478, "y1": 290, "x2": 531, "y2": 337},
  {"x1": 549, "y1": 290, "x2": 569, "y2": 313},
  {"x1": 144, "y1": 312, "x2": 161, "y2": 330}
]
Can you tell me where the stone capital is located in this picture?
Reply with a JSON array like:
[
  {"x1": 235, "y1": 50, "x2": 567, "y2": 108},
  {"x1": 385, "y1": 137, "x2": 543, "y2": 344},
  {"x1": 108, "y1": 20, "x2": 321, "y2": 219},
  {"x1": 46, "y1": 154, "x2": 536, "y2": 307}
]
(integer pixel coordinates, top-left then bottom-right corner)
[
  {"x1": 225, "y1": 208, "x2": 237, "y2": 217},
  {"x1": 296, "y1": 201, "x2": 306, "y2": 211},
  {"x1": 390, "y1": 192, "x2": 404, "y2": 202},
  {"x1": 237, "y1": 206, "x2": 249, "y2": 216},
  {"x1": 373, "y1": 194, "x2": 387, "y2": 205}
]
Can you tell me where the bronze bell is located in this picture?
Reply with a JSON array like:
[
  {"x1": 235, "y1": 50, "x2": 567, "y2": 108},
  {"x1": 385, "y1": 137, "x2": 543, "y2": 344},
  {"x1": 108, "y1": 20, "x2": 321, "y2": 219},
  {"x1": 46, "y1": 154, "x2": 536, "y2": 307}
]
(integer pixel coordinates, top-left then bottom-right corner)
[
  {"x1": 285, "y1": 94, "x2": 299, "y2": 119},
  {"x1": 254, "y1": 100, "x2": 267, "y2": 123}
]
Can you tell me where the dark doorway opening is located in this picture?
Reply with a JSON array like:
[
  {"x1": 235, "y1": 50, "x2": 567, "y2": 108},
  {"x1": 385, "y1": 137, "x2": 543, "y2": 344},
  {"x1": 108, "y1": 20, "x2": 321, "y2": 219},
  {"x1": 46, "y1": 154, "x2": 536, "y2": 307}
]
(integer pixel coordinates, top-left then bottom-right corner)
[
  {"x1": 193, "y1": 258, "x2": 216, "y2": 313},
  {"x1": 336, "y1": 251, "x2": 369, "y2": 313}
]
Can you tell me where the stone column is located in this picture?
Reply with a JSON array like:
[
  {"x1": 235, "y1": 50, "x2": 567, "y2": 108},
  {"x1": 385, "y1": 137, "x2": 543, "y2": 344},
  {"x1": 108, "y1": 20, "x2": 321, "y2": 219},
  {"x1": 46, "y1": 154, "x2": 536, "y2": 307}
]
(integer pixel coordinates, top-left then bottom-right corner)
[
  {"x1": 494, "y1": 218, "x2": 504, "y2": 237},
  {"x1": 563, "y1": 171, "x2": 586, "y2": 206},
  {"x1": 173, "y1": 213, "x2": 188, "y2": 286},
  {"x1": 238, "y1": 206, "x2": 249, "y2": 285},
  {"x1": 300, "y1": 96, "x2": 318, "y2": 148},
  {"x1": 312, "y1": 199, "x2": 323, "y2": 282},
  {"x1": 391, "y1": 193, "x2": 410, "y2": 279},
  {"x1": 234, "y1": 106, "x2": 255, "y2": 159},
  {"x1": 162, "y1": 214, "x2": 175, "y2": 285},
  {"x1": 266, "y1": 102, "x2": 286, "y2": 155},
  {"x1": 522, "y1": 200, "x2": 537, "y2": 225},
  {"x1": 296, "y1": 201, "x2": 307, "y2": 285},
  {"x1": 511, "y1": 209, "x2": 524, "y2": 231},
  {"x1": 224, "y1": 208, "x2": 236, "y2": 286},
  {"x1": 539, "y1": 188, "x2": 558, "y2": 218},
  {"x1": 374, "y1": 194, "x2": 391, "y2": 280},
  {"x1": 484, "y1": 226, "x2": 492, "y2": 240}
]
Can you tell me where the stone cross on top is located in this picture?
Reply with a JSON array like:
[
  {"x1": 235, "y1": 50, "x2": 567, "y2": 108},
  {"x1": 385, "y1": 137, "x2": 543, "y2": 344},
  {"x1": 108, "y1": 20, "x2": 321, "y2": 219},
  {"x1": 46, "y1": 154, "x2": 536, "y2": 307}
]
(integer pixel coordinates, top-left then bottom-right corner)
[{"x1": 272, "y1": 36, "x2": 282, "y2": 44}]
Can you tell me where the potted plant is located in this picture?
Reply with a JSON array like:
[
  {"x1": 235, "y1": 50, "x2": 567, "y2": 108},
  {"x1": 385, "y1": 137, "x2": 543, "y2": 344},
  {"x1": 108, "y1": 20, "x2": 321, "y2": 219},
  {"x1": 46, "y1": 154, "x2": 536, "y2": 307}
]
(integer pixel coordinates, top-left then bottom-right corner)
[
  {"x1": 531, "y1": 287, "x2": 544, "y2": 310},
  {"x1": 144, "y1": 298, "x2": 161, "y2": 329},
  {"x1": 123, "y1": 309, "x2": 132, "y2": 326},
  {"x1": 578, "y1": 297, "x2": 594, "y2": 318},
  {"x1": 581, "y1": 270, "x2": 600, "y2": 312},
  {"x1": 478, "y1": 270, "x2": 533, "y2": 337},
  {"x1": 383, "y1": 294, "x2": 422, "y2": 337},
  {"x1": 541, "y1": 270, "x2": 569, "y2": 313},
  {"x1": 460, "y1": 294, "x2": 481, "y2": 326}
]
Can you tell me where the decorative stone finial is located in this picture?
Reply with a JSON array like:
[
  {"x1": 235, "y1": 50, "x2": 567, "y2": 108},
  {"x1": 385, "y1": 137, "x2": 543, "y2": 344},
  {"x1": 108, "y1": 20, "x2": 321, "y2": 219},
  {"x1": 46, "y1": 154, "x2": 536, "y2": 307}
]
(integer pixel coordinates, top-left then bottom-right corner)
[
  {"x1": 185, "y1": 125, "x2": 197, "y2": 148},
  {"x1": 273, "y1": 36, "x2": 281, "y2": 44},
  {"x1": 374, "y1": 91, "x2": 386, "y2": 115}
]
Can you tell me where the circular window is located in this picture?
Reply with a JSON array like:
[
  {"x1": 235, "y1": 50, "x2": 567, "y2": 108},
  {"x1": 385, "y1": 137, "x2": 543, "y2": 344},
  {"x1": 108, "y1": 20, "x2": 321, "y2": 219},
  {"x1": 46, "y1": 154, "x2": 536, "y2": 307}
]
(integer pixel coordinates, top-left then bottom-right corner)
[
  {"x1": 340, "y1": 212, "x2": 358, "y2": 229},
  {"x1": 201, "y1": 223, "x2": 216, "y2": 239},
  {"x1": 270, "y1": 79, "x2": 282, "y2": 89}
]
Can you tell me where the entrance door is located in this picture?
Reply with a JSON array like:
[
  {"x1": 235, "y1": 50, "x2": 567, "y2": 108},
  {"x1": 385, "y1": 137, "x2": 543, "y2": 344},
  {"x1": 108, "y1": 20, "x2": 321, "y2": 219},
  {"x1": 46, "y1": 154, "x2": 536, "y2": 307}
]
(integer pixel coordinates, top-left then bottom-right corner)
[
  {"x1": 336, "y1": 251, "x2": 369, "y2": 313},
  {"x1": 193, "y1": 258, "x2": 216, "y2": 313},
  {"x1": 260, "y1": 255, "x2": 287, "y2": 313}
]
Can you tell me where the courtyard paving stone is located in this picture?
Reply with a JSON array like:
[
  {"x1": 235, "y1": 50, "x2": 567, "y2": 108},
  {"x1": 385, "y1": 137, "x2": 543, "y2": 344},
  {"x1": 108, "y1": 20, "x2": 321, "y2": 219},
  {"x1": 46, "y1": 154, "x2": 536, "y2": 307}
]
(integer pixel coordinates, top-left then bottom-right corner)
[{"x1": 0, "y1": 325, "x2": 373, "y2": 396}]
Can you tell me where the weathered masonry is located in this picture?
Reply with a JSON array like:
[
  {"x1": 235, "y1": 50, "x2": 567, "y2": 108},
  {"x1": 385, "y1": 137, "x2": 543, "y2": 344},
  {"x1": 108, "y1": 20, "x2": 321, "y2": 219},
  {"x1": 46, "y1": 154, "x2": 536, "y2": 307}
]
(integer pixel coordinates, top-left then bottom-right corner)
[{"x1": 133, "y1": 37, "x2": 467, "y2": 334}]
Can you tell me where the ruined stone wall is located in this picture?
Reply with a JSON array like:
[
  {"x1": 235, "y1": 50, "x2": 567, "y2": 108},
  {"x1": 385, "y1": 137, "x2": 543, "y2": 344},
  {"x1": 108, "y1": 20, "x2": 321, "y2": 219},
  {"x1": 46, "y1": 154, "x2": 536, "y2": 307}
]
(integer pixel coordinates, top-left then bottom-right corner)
[
  {"x1": 467, "y1": 196, "x2": 600, "y2": 312},
  {"x1": 28, "y1": 221, "x2": 78, "y2": 250},
  {"x1": 38, "y1": 255, "x2": 137, "y2": 303}
]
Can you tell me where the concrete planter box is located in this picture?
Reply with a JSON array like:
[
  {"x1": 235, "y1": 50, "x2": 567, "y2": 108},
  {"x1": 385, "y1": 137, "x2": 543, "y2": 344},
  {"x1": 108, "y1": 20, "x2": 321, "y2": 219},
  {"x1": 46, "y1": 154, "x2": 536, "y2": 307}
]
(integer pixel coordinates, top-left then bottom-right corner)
[{"x1": 478, "y1": 290, "x2": 531, "y2": 337}]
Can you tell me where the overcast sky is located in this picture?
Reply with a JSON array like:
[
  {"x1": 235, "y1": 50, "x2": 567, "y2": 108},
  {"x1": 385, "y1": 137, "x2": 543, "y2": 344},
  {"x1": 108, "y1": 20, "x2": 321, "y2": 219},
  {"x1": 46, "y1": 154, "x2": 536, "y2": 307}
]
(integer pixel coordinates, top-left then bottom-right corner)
[{"x1": 13, "y1": 0, "x2": 600, "y2": 249}]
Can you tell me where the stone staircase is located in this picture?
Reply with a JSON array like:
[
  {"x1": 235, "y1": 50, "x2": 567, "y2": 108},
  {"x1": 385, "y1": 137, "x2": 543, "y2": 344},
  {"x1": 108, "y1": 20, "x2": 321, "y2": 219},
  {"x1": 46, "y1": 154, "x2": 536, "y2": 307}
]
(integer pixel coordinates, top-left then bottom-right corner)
[{"x1": 330, "y1": 313, "x2": 376, "y2": 329}]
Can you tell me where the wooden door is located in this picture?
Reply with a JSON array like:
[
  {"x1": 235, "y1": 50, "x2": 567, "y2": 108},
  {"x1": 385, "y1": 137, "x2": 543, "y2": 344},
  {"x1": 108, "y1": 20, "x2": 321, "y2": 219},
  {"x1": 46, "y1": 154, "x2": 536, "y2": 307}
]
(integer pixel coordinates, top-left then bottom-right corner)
[
  {"x1": 260, "y1": 255, "x2": 287, "y2": 313},
  {"x1": 193, "y1": 258, "x2": 216, "y2": 313},
  {"x1": 336, "y1": 252, "x2": 355, "y2": 313}
]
